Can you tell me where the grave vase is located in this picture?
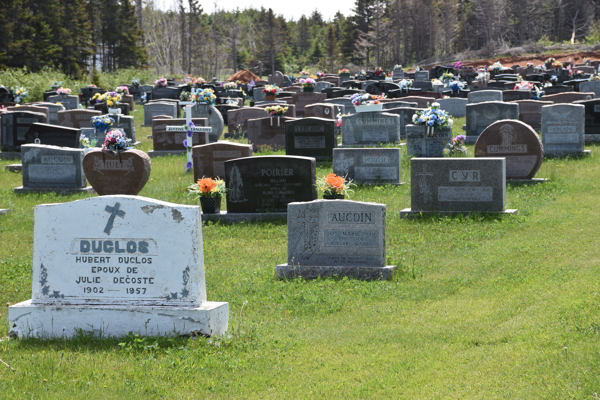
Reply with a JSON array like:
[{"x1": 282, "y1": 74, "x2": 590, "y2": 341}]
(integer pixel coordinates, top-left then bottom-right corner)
[
  {"x1": 355, "y1": 103, "x2": 383, "y2": 113},
  {"x1": 303, "y1": 86, "x2": 314, "y2": 93},
  {"x1": 200, "y1": 195, "x2": 221, "y2": 214},
  {"x1": 323, "y1": 194, "x2": 345, "y2": 200},
  {"x1": 265, "y1": 93, "x2": 276, "y2": 101}
]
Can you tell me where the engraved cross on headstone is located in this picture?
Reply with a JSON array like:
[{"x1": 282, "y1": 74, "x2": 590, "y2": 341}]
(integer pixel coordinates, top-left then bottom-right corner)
[
  {"x1": 104, "y1": 202, "x2": 125, "y2": 235},
  {"x1": 166, "y1": 104, "x2": 212, "y2": 172},
  {"x1": 416, "y1": 165, "x2": 434, "y2": 203}
]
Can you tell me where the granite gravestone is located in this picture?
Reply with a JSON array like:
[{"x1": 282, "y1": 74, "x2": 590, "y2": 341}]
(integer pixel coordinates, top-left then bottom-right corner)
[
  {"x1": 83, "y1": 149, "x2": 152, "y2": 196},
  {"x1": 109, "y1": 114, "x2": 136, "y2": 143},
  {"x1": 254, "y1": 103, "x2": 296, "y2": 117},
  {"x1": 276, "y1": 200, "x2": 395, "y2": 280},
  {"x1": 502, "y1": 90, "x2": 531, "y2": 102},
  {"x1": 143, "y1": 102, "x2": 177, "y2": 126},
  {"x1": 465, "y1": 101, "x2": 519, "y2": 144},
  {"x1": 247, "y1": 116, "x2": 296, "y2": 151},
  {"x1": 253, "y1": 87, "x2": 266, "y2": 102},
  {"x1": 147, "y1": 99, "x2": 181, "y2": 117},
  {"x1": 324, "y1": 98, "x2": 356, "y2": 114},
  {"x1": 188, "y1": 103, "x2": 224, "y2": 142},
  {"x1": 304, "y1": 103, "x2": 345, "y2": 120},
  {"x1": 468, "y1": 90, "x2": 503, "y2": 104},
  {"x1": 284, "y1": 118, "x2": 336, "y2": 161},
  {"x1": 513, "y1": 100, "x2": 552, "y2": 130},
  {"x1": 8, "y1": 195, "x2": 228, "y2": 339},
  {"x1": 17, "y1": 144, "x2": 87, "y2": 192},
  {"x1": 226, "y1": 107, "x2": 267, "y2": 137},
  {"x1": 314, "y1": 81, "x2": 332, "y2": 93},
  {"x1": 151, "y1": 86, "x2": 182, "y2": 100},
  {"x1": 57, "y1": 109, "x2": 101, "y2": 129},
  {"x1": 47, "y1": 94, "x2": 79, "y2": 110},
  {"x1": 33, "y1": 102, "x2": 65, "y2": 124},
  {"x1": 192, "y1": 142, "x2": 252, "y2": 182},
  {"x1": 333, "y1": 148, "x2": 403, "y2": 185},
  {"x1": 437, "y1": 98, "x2": 467, "y2": 118},
  {"x1": 401, "y1": 158, "x2": 514, "y2": 215},
  {"x1": 224, "y1": 156, "x2": 316, "y2": 213},
  {"x1": 291, "y1": 93, "x2": 327, "y2": 117},
  {"x1": 541, "y1": 104, "x2": 586, "y2": 156},
  {"x1": 341, "y1": 112, "x2": 400, "y2": 146},
  {"x1": 572, "y1": 98, "x2": 600, "y2": 142},
  {"x1": 543, "y1": 85, "x2": 572, "y2": 95},
  {"x1": 151, "y1": 118, "x2": 208, "y2": 153},
  {"x1": 543, "y1": 92, "x2": 595, "y2": 104},
  {"x1": 389, "y1": 96, "x2": 436, "y2": 108},
  {"x1": 384, "y1": 107, "x2": 425, "y2": 139},
  {"x1": 415, "y1": 71, "x2": 429, "y2": 81},
  {"x1": 406, "y1": 125, "x2": 453, "y2": 157},
  {"x1": 24, "y1": 123, "x2": 80, "y2": 148},
  {"x1": 381, "y1": 101, "x2": 418, "y2": 110},
  {"x1": 269, "y1": 71, "x2": 284, "y2": 87},
  {"x1": 579, "y1": 81, "x2": 600, "y2": 98},
  {"x1": 475, "y1": 119, "x2": 544, "y2": 180},
  {"x1": 1, "y1": 111, "x2": 48, "y2": 152},
  {"x1": 6, "y1": 105, "x2": 49, "y2": 120}
]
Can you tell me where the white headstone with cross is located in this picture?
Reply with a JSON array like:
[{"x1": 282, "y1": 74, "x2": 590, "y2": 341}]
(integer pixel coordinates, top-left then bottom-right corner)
[
  {"x1": 166, "y1": 104, "x2": 212, "y2": 172},
  {"x1": 8, "y1": 195, "x2": 229, "y2": 338}
]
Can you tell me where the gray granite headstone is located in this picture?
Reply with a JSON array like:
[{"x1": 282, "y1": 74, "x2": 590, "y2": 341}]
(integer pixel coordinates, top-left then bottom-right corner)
[
  {"x1": 314, "y1": 81, "x2": 332, "y2": 92},
  {"x1": 1, "y1": 111, "x2": 48, "y2": 152},
  {"x1": 188, "y1": 103, "x2": 224, "y2": 141},
  {"x1": 381, "y1": 101, "x2": 418, "y2": 110},
  {"x1": 291, "y1": 92, "x2": 327, "y2": 117},
  {"x1": 284, "y1": 118, "x2": 336, "y2": 161},
  {"x1": 541, "y1": 104, "x2": 585, "y2": 156},
  {"x1": 57, "y1": 109, "x2": 101, "y2": 129},
  {"x1": 415, "y1": 71, "x2": 429, "y2": 81},
  {"x1": 21, "y1": 144, "x2": 85, "y2": 188},
  {"x1": 143, "y1": 102, "x2": 177, "y2": 126},
  {"x1": 47, "y1": 94, "x2": 79, "y2": 110},
  {"x1": 333, "y1": 148, "x2": 403, "y2": 185},
  {"x1": 406, "y1": 125, "x2": 453, "y2": 157},
  {"x1": 227, "y1": 107, "x2": 268, "y2": 136},
  {"x1": 468, "y1": 90, "x2": 503, "y2": 104},
  {"x1": 253, "y1": 87, "x2": 266, "y2": 102},
  {"x1": 33, "y1": 102, "x2": 65, "y2": 124},
  {"x1": 304, "y1": 103, "x2": 345, "y2": 119},
  {"x1": 368, "y1": 107, "x2": 419, "y2": 140},
  {"x1": 502, "y1": 90, "x2": 531, "y2": 102},
  {"x1": 108, "y1": 114, "x2": 136, "y2": 143},
  {"x1": 192, "y1": 141, "x2": 253, "y2": 182},
  {"x1": 465, "y1": 101, "x2": 519, "y2": 144},
  {"x1": 404, "y1": 158, "x2": 509, "y2": 213},
  {"x1": 437, "y1": 98, "x2": 468, "y2": 118},
  {"x1": 341, "y1": 112, "x2": 400, "y2": 146},
  {"x1": 513, "y1": 100, "x2": 552, "y2": 130},
  {"x1": 277, "y1": 200, "x2": 395, "y2": 280},
  {"x1": 579, "y1": 81, "x2": 600, "y2": 98},
  {"x1": 247, "y1": 116, "x2": 296, "y2": 151},
  {"x1": 324, "y1": 97, "x2": 356, "y2": 114}
]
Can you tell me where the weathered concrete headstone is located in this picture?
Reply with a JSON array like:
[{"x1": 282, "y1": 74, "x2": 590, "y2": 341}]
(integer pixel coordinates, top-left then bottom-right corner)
[
  {"x1": 333, "y1": 148, "x2": 403, "y2": 185},
  {"x1": 437, "y1": 98, "x2": 467, "y2": 118},
  {"x1": 83, "y1": 149, "x2": 152, "y2": 195},
  {"x1": 1, "y1": 111, "x2": 48, "y2": 152},
  {"x1": 406, "y1": 125, "x2": 453, "y2": 157},
  {"x1": 341, "y1": 112, "x2": 400, "y2": 146},
  {"x1": 143, "y1": 102, "x2": 177, "y2": 126},
  {"x1": 226, "y1": 107, "x2": 267, "y2": 137},
  {"x1": 284, "y1": 118, "x2": 336, "y2": 161},
  {"x1": 8, "y1": 195, "x2": 228, "y2": 338},
  {"x1": 225, "y1": 156, "x2": 316, "y2": 213},
  {"x1": 401, "y1": 158, "x2": 516, "y2": 216},
  {"x1": 58, "y1": 109, "x2": 101, "y2": 129},
  {"x1": 247, "y1": 116, "x2": 297, "y2": 151},
  {"x1": 541, "y1": 104, "x2": 586, "y2": 156},
  {"x1": 151, "y1": 118, "x2": 208, "y2": 154},
  {"x1": 465, "y1": 101, "x2": 519, "y2": 144},
  {"x1": 15, "y1": 144, "x2": 89, "y2": 193},
  {"x1": 47, "y1": 94, "x2": 79, "y2": 110},
  {"x1": 291, "y1": 92, "x2": 327, "y2": 117},
  {"x1": 192, "y1": 141, "x2": 253, "y2": 182},
  {"x1": 276, "y1": 200, "x2": 395, "y2": 280},
  {"x1": 188, "y1": 103, "x2": 224, "y2": 142},
  {"x1": 513, "y1": 100, "x2": 552, "y2": 130},
  {"x1": 24, "y1": 123, "x2": 80, "y2": 148},
  {"x1": 468, "y1": 90, "x2": 503, "y2": 104},
  {"x1": 475, "y1": 119, "x2": 544, "y2": 180}
]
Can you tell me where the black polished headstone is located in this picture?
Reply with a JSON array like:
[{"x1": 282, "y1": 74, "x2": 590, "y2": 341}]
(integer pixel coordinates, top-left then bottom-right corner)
[
  {"x1": 1, "y1": 111, "x2": 48, "y2": 152},
  {"x1": 284, "y1": 118, "x2": 336, "y2": 161},
  {"x1": 24, "y1": 123, "x2": 80, "y2": 148}
]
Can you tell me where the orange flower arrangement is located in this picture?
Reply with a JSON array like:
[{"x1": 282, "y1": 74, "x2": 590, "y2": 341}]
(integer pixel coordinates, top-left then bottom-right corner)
[
  {"x1": 316, "y1": 173, "x2": 355, "y2": 197},
  {"x1": 188, "y1": 177, "x2": 226, "y2": 198}
]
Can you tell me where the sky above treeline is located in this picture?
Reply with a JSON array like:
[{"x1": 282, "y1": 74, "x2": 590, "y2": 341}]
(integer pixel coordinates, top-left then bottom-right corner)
[{"x1": 154, "y1": 0, "x2": 353, "y2": 21}]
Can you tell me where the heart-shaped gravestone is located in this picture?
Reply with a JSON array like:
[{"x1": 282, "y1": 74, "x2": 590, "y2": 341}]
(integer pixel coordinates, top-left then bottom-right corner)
[{"x1": 83, "y1": 149, "x2": 151, "y2": 195}]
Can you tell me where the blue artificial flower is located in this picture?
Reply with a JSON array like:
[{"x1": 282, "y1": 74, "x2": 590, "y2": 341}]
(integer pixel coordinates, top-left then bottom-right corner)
[{"x1": 183, "y1": 139, "x2": 188, "y2": 147}]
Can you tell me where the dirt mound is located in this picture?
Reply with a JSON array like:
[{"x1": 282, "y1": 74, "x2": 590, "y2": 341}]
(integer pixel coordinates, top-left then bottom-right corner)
[
  {"x1": 461, "y1": 50, "x2": 600, "y2": 68},
  {"x1": 227, "y1": 70, "x2": 259, "y2": 83}
]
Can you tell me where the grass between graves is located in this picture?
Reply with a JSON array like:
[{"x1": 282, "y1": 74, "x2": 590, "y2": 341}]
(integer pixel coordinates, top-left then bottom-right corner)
[{"x1": 0, "y1": 113, "x2": 599, "y2": 399}]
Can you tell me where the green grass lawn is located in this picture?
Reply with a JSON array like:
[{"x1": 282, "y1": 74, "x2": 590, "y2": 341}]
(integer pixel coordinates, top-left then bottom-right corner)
[{"x1": 0, "y1": 111, "x2": 598, "y2": 399}]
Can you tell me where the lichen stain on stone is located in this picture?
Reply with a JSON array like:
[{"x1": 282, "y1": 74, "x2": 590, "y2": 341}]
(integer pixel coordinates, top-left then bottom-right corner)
[
  {"x1": 172, "y1": 209, "x2": 183, "y2": 223},
  {"x1": 141, "y1": 205, "x2": 165, "y2": 214}
]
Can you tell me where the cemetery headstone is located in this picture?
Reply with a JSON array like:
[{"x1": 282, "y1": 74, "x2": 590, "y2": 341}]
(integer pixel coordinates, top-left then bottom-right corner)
[
  {"x1": 314, "y1": 81, "x2": 332, "y2": 92},
  {"x1": 226, "y1": 107, "x2": 268, "y2": 137},
  {"x1": 188, "y1": 103, "x2": 224, "y2": 142},
  {"x1": 109, "y1": 114, "x2": 136, "y2": 143},
  {"x1": 276, "y1": 200, "x2": 395, "y2": 280},
  {"x1": 503, "y1": 90, "x2": 531, "y2": 102},
  {"x1": 401, "y1": 158, "x2": 516, "y2": 216},
  {"x1": 468, "y1": 90, "x2": 504, "y2": 104},
  {"x1": 24, "y1": 123, "x2": 80, "y2": 148},
  {"x1": 544, "y1": 85, "x2": 573, "y2": 95},
  {"x1": 384, "y1": 107, "x2": 425, "y2": 139},
  {"x1": 151, "y1": 86, "x2": 182, "y2": 100},
  {"x1": 415, "y1": 71, "x2": 429, "y2": 81},
  {"x1": 1, "y1": 111, "x2": 48, "y2": 152},
  {"x1": 578, "y1": 81, "x2": 600, "y2": 98},
  {"x1": 247, "y1": 116, "x2": 297, "y2": 151},
  {"x1": 143, "y1": 102, "x2": 177, "y2": 126},
  {"x1": 253, "y1": 87, "x2": 266, "y2": 102},
  {"x1": 58, "y1": 109, "x2": 101, "y2": 129},
  {"x1": 475, "y1": 119, "x2": 544, "y2": 180},
  {"x1": 381, "y1": 101, "x2": 418, "y2": 110},
  {"x1": 341, "y1": 112, "x2": 400, "y2": 146},
  {"x1": 543, "y1": 92, "x2": 595, "y2": 104},
  {"x1": 304, "y1": 103, "x2": 344, "y2": 119},
  {"x1": 406, "y1": 124, "x2": 453, "y2": 157},
  {"x1": 8, "y1": 195, "x2": 228, "y2": 338},
  {"x1": 572, "y1": 98, "x2": 600, "y2": 143},
  {"x1": 465, "y1": 101, "x2": 519, "y2": 144},
  {"x1": 541, "y1": 104, "x2": 586, "y2": 156},
  {"x1": 83, "y1": 149, "x2": 152, "y2": 195},
  {"x1": 254, "y1": 103, "x2": 297, "y2": 117},
  {"x1": 192, "y1": 141, "x2": 253, "y2": 182},
  {"x1": 437, "y1": 98, "x2": 467, "y2": 118},
  {"x1": 151, "y1": 118, "x2": 209, "y2": 155},
  {"x1": 47, "y1": 94, "x2": 79, "y2": 110},
  {"x1": 333, "y1": 148, "x2": 403, "y2": 185},
  {"x1": 291, "y1": 92, "x2": 327, "y2": 117},
  {"x1": 6, "y1": 105, "x2": 49, "y2": 120},
  {"x1": 513, "y1": 100, "x2": 552, "y2": 130},
  {"x1": 388, "y1": 96, "x2": 436, "y2": 108},
  {"x1": 225, "y1": 156, "x2": 316, "y2": 213},
  {"x1": 33, "y1": 102, "x2": 65, "y2": 124},
  {"x1": 324, "y1": 98, "x2": 356, "y2": 114},
  {"x1": 284, "y1": 118, "x2": 336, "y2": 161}
]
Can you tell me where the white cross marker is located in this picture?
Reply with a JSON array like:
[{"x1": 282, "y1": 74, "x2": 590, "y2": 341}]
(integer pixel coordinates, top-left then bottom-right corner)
[{"x1": 166, "y1": 104, "x2": 212, "y2": 172}]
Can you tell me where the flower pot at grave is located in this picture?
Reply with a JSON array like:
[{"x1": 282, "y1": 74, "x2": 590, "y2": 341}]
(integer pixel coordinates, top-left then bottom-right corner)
[
  {"x1": 200, "y1": 196, "x2": 221, "y2": 214},
  {"x1": 355, "y1": 103, "x2": 383, "y2": 113},
  {"x1": 265, "y1": 94, "x2": 276, "y2": 101},
  {"x1": 323, "y1": 194, "x2": 345, "y2": 200},
  {"x1": 83, "y1": 149, "x2": 151, "y2": 196},
  {"x1": 303, "y1": 87, "x2": 314, "y2": 93}
]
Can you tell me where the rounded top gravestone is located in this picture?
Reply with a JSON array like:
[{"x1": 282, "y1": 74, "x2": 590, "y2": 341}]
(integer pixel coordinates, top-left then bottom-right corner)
[
  {"x1": 189, "y1": 103, "x2": 224, "y2": 142},
  {"x1": 83, "y1": 149, "x2": 152, "y2": 195},
  {"x1": 475, "y1": 119, "x2": 544, "y2": 179}
]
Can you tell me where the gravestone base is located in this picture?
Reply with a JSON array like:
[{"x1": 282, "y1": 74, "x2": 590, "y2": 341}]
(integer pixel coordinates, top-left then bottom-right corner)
[
  {"x1": 544, "y1": 150, "x2": 591, "y2": 158},
  {"x1": 148, "y1": 150, "x2": 186, "y2": 158},
  {"x1": 584, "y1": 134, "x2": 600, "y2": 143},
  {"x1": 14, "y1": 186, "x2": 95, "y2": 194},
  {"x1": 400, "y1": 208, "x2": 519, "y2": 218},
  {"x1": 464, "y1": 135, "x2": 479, "y2": 144},
  {"x1": 507, "y1": 178, "x2": 548, "y2": 184},
  {"x1": 0, "y1": 209, "x2": 8, "y2": 215},
  {"x1": 201, "y1": 211, "x2": 287, "y2": 224},
  {"x1": 8, "y1": 300, "x2": 229, "y2": 339},
  {"x1": 0, "y1": 152, "x2": 21, "y2": 160},
  {"x1": 276, "y1": 264, "x2": 396, "y2": 281},
  {"x1": 5, "y1": 164, "x2": 22, "y2": 172}
]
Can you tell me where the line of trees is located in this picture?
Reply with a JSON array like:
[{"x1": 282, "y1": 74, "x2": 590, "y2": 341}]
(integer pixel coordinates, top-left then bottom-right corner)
[{"x1": 1, "y1": 0, "x2": 599, "y2": 79}]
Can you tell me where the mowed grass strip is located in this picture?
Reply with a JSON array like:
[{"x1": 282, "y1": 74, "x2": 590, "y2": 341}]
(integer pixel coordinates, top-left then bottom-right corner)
[{"x1": 0, "y1": 116, "x2": 598, "y2": 399}]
